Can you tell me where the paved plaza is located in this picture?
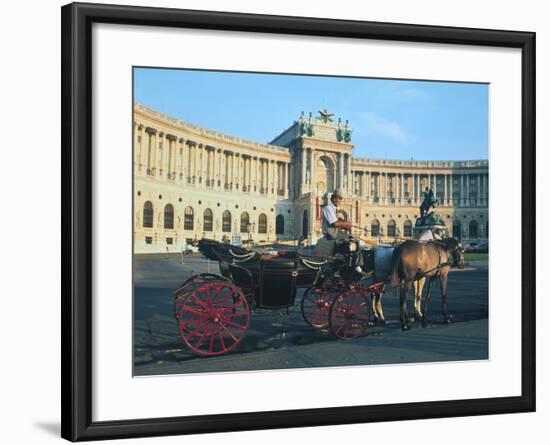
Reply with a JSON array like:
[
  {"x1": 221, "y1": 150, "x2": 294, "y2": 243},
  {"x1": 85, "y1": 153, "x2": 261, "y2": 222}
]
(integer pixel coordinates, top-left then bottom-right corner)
[{"x1": 133, "y1": 253, "x2": 488, "y2": 376}]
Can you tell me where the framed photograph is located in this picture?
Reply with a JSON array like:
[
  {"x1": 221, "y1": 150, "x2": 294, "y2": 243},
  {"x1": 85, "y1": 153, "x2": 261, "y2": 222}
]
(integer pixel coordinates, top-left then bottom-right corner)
[{"x1": 61, "y1": 2, "x2": 536, "y2": 441}]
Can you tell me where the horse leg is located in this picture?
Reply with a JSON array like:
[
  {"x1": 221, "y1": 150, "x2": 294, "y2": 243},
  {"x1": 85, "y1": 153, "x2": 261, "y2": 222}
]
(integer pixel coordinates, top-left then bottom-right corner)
[
  {"x1": 400, "y1": 278, "x2": 412, "y2": 331},
  {"x1": 422, "y1": 277, "x2": 435, "y2": 326},
  {"x1": 440, "y1": 272, "x2": 451, "y2": 323},
  {"x1": 374, "y1": 292, "x2": 385, "y2": 324},
  {"x1": 413, "y1": 278, "x2": 425, "y2": 321},
  {"x1": 368, "y1": 294, "x2": 377, "y2": 323}
]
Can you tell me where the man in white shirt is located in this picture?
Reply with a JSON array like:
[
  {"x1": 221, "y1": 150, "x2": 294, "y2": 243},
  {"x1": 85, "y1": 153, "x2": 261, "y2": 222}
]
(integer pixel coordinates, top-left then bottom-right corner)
[{"x1": 322, "y1": 189, "x2": 352, "y2": 240}]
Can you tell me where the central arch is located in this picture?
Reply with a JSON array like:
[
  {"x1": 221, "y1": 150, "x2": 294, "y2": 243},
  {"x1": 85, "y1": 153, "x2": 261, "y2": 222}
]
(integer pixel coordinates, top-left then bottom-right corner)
[{"x1": 316, "y1": 156, "x2": 335, "y2": 194}]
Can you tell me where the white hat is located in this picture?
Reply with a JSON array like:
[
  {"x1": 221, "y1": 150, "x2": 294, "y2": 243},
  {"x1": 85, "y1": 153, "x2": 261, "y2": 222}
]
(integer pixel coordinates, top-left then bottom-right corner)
[{"x1": 332, "y1": 189, "x2": 345, "y2": 198}]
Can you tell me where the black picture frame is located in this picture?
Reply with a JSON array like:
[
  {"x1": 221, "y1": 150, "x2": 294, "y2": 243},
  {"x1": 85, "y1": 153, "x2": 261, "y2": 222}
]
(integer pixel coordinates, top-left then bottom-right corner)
[{"x1": 61, "y1": 2, "x2": 536, "y2": 441}]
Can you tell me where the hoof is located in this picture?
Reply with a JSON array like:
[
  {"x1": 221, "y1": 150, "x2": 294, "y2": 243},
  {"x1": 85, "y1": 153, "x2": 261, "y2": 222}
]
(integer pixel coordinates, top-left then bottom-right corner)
[
  {"x1": 401, "y1": 325, "x2": 411, "y2": 331},
  {"x1": 378, "y1": 319, "x2": 387, "y2": 325},
  {"x1": 445, "y1": 317, "x2": 452, "y2": 324}
]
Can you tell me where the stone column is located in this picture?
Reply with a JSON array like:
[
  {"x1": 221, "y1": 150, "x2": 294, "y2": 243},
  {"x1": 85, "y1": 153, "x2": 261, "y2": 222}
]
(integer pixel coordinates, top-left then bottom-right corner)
[
  {"x1": 194, "y1": 144, "x2": 200, "y2": 185},
  {"x1": 231, "y1": 153, "x2": 237, "y2": 189},
  {"x1": 301, "y1": 148, "x2": 307, "y2": 194},
  {"x1": 183, "y1": 142, "x2": 189, "y2": 183},
  {"x1": 284, "y1": 161, "x2": 288, "y2": 198},
  {"x1": 212, "y1": 148, "x2": 217, "y2": 188},
  {"x1": 443, "y1": 173, "x2": 448, "y2": 205},
  {"x1": 310, "y1": 151, "x2": 315, "y2": 191},
  {"x1": 249, "y1": 156, "x2": 253, "y2": 193},
  {"x1": 287, "y1": 162, "x2": 292, "y2": 199},
  {"x1": 139, "y1": 126, "x2": 146, "y2": 172},
  {"x1": 385, "y1": 172, "x2": 389, "y2": 204},
  {"x1": 460, "y1": 174, "x2": 465, "y2": 206},
  {"x1": 483, "y1": 173, "x2": 489, "y2": 205},
  {"x1": 465, "y1": 174, "x2": 470, "y2": 206},
  {"x1": 338, "y1": 153, "x2": 343, "y2": 190},
  {"x1": 255, "y1": 157, "x2": 260, "y2": 194},
  {"x1": 477, "y1": 173, "x2": 482, "y2": 206},
  {"x1": 366, "y1": 171, "x2": 372, "y2": 203},
  {"x1": 149, "y1": 129, "x2": 158, "y2": 176},
  {"x1": 449, "y1": 174, "x2": 454, "y2": 206},
  {"x1": 134, "y1": 124, "x2": 140, "y2": 171},
  {"x1": 167, "y1": 136, "x2": 173, "y2": 179},
  {"x1": 160, "y1": 133, "x2": 168, "y2": 178},
  {"x1": 399, "y1": 173, "x2": 405, "y2": 205},
  {"x1": 274, "y1": 161, "x2": 279, "y2": 196},
  {"x1": 187, "y1": 143, "x2": 193, "y2": 183}
]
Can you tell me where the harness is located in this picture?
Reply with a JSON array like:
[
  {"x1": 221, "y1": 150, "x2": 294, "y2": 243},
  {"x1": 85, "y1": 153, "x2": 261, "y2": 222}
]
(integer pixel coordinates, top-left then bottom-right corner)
[{"x1": 414, "y1": 241, "x2": 454, "y2": 280}]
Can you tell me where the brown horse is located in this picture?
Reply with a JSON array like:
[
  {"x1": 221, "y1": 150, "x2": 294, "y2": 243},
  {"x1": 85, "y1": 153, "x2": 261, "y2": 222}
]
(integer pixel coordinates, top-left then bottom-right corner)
[{"x1": 389, "y1": 238, "x2": 464, "y2": 330}]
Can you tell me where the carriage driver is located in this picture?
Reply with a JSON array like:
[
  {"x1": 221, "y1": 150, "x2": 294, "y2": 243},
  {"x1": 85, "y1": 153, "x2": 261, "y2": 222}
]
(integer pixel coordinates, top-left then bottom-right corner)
[
  {"x1": 321, "y1": 189, "x2": 352, "y2": 240},
  {"x1": 321, "y1": 189, "x2": 366, "y2": 275}
]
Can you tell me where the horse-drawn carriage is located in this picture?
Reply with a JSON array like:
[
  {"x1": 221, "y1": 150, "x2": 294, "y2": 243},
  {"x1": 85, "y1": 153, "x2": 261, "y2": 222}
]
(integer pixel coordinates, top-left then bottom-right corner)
[{"x1": 173, "y1": 239, "x2": 392, "y2": 356}]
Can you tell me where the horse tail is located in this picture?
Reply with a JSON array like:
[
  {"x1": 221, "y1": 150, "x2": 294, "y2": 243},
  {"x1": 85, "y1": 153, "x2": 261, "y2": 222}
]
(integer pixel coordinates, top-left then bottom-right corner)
[{"x1": 389, "y1": 247, "x2": 401, "y2": 288}]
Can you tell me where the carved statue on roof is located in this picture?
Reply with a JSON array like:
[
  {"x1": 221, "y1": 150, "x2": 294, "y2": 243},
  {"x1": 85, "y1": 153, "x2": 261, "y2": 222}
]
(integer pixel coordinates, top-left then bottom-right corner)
[{"x1": 318, "y1": 108, "x2": 334, "y2": 123}]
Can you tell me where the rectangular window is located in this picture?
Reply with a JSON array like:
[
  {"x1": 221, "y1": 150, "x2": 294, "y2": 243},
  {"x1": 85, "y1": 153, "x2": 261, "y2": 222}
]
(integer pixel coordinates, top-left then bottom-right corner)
[
  {"x1": 145, "y1": 236, "x2": 153, "y2": 244},
  {"x1": 166, "y1": 237, "x2": 173, "y2": 244}
]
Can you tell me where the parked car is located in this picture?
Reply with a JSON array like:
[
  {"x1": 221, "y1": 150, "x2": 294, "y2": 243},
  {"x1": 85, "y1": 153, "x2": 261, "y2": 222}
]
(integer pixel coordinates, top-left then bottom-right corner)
[
  {"x1": 464, "y1": 242, "x2": 479, "y2": 253},
  {"x1": 477, "y1": 242, "x2": 489, "y2": 253}
]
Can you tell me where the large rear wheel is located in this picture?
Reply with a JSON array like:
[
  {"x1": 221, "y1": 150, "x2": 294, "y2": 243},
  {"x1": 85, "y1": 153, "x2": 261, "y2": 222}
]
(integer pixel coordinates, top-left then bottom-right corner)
[{"x1": 177, "y1": 280, "x2": 250, "y2": 356}]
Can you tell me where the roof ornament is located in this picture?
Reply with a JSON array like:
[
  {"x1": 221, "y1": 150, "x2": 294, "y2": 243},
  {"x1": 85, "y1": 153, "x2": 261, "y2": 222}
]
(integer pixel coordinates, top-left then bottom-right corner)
[{"x1": 318, "y1": 108, "x2": 334, "y2": 123}]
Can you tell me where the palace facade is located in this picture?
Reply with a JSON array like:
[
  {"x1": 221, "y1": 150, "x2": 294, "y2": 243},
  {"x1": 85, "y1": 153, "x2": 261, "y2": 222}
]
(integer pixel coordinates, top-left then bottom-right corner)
[{"x1": 133, "y1": 103, "x2": 488, "y2": 253}]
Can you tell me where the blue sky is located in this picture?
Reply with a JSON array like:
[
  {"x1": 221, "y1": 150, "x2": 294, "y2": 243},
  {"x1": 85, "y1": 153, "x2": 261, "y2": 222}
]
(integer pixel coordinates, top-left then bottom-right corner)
[{"x1": 134, "y1": 68, "x2": 488, "y2": 161}]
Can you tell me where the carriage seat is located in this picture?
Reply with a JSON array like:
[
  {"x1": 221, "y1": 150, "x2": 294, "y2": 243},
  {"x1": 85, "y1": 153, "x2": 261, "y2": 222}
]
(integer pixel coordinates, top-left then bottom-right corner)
[{"x1": 315, "y1": 238, "x2": 336, "y2": 256}]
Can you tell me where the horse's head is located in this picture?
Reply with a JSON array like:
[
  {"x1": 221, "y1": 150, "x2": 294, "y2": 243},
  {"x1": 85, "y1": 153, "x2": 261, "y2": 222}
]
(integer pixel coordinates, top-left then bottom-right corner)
[{"x1": 443, "y1": 238, "x2": 465, "y2": 269}]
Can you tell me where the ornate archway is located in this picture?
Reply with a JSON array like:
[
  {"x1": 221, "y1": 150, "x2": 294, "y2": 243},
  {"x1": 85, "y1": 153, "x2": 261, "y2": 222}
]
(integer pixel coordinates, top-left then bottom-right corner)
[{"x1": 316, "y1": 155, "x2": 335, "y2": 194}]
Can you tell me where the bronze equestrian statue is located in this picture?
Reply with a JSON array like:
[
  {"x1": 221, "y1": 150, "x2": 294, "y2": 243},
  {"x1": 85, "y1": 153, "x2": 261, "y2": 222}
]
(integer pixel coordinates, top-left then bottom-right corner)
[{"x1": 419, "y1": 187, "x2": 437, "y2": 218}]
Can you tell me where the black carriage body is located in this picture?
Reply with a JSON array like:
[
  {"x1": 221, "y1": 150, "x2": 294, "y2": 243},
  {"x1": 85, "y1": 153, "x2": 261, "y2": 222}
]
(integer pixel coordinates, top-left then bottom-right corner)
[{"x1": 198, "y1": 240, "x2": 324, "y2": 309}]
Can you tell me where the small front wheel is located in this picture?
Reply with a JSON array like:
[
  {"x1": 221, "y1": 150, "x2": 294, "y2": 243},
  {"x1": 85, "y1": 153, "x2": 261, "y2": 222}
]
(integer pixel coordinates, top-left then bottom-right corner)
[
  {"x1": 329, "y1": 290, "x2": 371, "y2": 340},
  {"x1": 301, "y1": 287, "x2": 339, "y2": 329}
]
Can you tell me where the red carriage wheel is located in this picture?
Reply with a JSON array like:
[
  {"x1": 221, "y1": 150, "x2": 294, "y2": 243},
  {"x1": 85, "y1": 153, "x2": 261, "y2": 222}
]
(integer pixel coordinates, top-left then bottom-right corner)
[
  {"x1": 329, "y1": 289, "x2": 371, "y2": 340},
  {"x1": 301, "y1": 287, "x2": 339, "y2": 329},
  {"x1": 173, "y1": 273, "x2": 226, "y2": 319},
  {"x1": 177, "y1": 281, "x2": 250, "y2": 356}
]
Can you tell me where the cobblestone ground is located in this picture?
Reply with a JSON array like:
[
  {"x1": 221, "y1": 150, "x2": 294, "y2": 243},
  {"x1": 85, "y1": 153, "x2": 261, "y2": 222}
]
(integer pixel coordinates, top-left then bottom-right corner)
[{"x1": 133, "y1": 253, "x2": 488, "y2": 376}]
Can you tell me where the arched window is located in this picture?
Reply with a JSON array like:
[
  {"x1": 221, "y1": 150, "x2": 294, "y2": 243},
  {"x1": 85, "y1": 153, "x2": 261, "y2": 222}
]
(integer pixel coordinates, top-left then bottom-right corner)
[
  {"x1": 203, "y1": 208, "x2": 213, "y2": 232},
  {"x1": 143, "y1": 201, "x2": 153, "y2": 228},
  {"x1": 469, "y1": 220, "x2": 478, "y2": 238},
  {"x1": 276, "y1": 214, "x2": 285, "y2": 235},
  {"x1": 222, "y1": 210, "x2": 231, "y2": 233},
  {"x1": 403, "y1": 219, "x2": 413, "y2": 237},
  {"x1": 240, "y1": 212, "x2": 250, "y2": 233},
  {"x1": 163, "y1": 204, "x2": 174, "y2": 229},
  {"x1": 486, "y1": 220, "x2": 489, "y2": 238},
  {"x1": 371, "y1": 219, "x2": 380, "y2": 237},
  {"x1": 302, "y1": 210, "x2": 309, "y2": 238},
  {"x1": 184, "y1": 206, "x2": 194, "y2": 231},
  {"x1": 258, "y1": 213, "x2": 267, "y2": 234},
  {"x1": 453, "y1": 220, "x2": 461, "y2": 239},
  {"x1": 387, "y1": 219, "x2": 396, "y2": 237}
]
